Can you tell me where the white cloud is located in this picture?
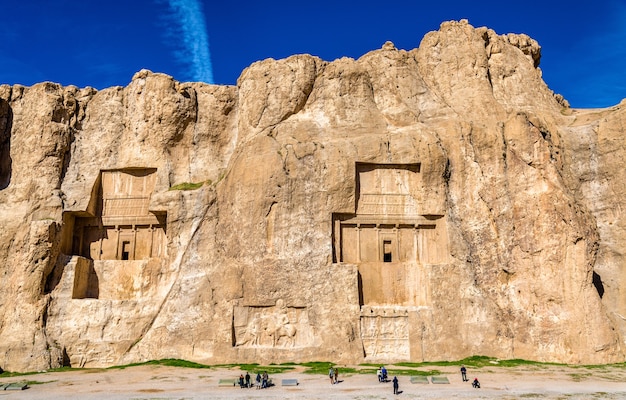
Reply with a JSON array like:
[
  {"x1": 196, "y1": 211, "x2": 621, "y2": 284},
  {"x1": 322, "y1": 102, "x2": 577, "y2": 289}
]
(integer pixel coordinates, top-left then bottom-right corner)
[{"x1": 162, "y1": 0, "x2": 214, "y2": 84}]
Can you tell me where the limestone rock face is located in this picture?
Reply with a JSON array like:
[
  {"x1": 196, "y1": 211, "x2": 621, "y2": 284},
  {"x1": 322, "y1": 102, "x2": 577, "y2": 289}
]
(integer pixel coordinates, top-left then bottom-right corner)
[{"x1": 1, "y1": 20, "x2": 625, "y2": 372}]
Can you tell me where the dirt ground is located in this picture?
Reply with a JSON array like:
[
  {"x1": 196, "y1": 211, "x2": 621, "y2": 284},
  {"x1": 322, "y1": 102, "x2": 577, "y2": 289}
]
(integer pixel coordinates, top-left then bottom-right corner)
[{"x1": 2, "y1": 363, "x2": 626, "y2": 399}]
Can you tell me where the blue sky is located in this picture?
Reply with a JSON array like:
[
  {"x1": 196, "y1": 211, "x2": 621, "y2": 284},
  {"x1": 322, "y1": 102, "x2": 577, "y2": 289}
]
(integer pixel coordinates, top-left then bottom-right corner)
[{"x1": 0, "y1": 0, "x2": 624, "y2": 108}]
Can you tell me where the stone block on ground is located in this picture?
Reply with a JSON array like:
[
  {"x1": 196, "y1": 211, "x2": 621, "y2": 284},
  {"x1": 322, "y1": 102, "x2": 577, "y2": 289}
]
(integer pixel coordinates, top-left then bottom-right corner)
[
  {"x1": 218, "y1": 379, "x2": 237, "y2": 387},
  {"x1": 4, "y1": 382, "x2": 28, "y2": 390},
  {"x1": 431, "y1": 376, "x2": 450, "y2": 384}
]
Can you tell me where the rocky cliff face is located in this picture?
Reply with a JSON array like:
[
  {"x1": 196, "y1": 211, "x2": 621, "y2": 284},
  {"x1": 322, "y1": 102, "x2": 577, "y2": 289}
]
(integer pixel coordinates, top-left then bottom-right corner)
[{"x1": 1, "y1": 20, "x2": 625, "y2": 372}]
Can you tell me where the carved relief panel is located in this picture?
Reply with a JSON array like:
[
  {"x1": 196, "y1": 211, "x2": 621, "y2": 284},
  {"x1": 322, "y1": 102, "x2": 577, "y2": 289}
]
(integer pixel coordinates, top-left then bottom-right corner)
[
  {"x1": 232, "y1": 300, "x2": 315, "y2": 348},
  {"x1": 356, "y1": 163, "x2": 421, "y2": 216},
  {"x1": 360, "y1": 312, "x2": 410, "y2": 360}
]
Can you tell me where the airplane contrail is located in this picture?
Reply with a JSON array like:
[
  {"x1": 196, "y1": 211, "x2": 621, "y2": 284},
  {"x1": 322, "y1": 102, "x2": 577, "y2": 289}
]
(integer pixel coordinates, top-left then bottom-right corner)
[{"x1": 163, "y1": 0, "x2": 214, "y2": 84}]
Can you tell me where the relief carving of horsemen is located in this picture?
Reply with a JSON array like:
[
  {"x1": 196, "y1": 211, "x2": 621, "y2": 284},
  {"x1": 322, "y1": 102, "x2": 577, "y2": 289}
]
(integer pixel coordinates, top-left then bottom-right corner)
[{"x1": 235, "y1": 300, "x2": 298, "y2": 348}]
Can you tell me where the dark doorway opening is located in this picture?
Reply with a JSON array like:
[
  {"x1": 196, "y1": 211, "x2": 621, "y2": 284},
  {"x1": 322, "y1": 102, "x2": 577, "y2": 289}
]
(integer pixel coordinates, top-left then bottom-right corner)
[
  {"x1": 121, "y1": 241, "x2": 131, "y2": 260},
  {"x1": 592, "y1": 271, "x2": 605, "y2": 299},
  {"x1": 383, "y1": 240, "x2": 392, "y2": 262}
]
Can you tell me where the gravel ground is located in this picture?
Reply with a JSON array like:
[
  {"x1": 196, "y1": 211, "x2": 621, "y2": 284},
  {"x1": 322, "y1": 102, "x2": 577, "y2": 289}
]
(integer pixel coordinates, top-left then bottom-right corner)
[{"x1": 1, "y1": 363, "x2": 626, "y2": 399}]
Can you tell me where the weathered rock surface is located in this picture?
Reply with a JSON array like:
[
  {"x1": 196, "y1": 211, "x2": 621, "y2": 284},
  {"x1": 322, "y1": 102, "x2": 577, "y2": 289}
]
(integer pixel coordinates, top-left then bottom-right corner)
[{"x1": 0, "y1": 20, "x2": 625, "y2": 372}]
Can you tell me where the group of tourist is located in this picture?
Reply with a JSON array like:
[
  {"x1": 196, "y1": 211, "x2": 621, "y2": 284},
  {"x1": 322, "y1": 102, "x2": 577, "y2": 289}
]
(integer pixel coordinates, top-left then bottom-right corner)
[
  {"x1": 328, "y1": 366, "x2": 339, "y2": 384},
  {"x1": 373, "y1": 364, "x2": 479, "y2": 395},
  {"x1": 234, "y1": 364, "x2": 479, "y2": 393},
  {"x1": 461, "y1": 365, "x2": 480, "y2": 388},
  {"x1": 376, "y1": 366, "x2": 388, "y2": 382},
  {"x1": 237, "y1": 371, "x2": 271, "y2": 389},
  {"x1": 375, "y1": 366, "x2": 400, "y2": 395}
]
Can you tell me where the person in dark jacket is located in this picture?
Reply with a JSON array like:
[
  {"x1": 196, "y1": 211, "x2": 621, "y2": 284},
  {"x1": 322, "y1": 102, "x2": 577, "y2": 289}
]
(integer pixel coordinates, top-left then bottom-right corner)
[{"x1": 460, "y1": 365, "x2": 468, "y2": 381}]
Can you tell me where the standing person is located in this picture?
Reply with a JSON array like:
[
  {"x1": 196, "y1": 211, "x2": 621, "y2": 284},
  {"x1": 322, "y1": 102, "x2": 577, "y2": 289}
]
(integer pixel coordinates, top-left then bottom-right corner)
[
  {"x1": 460, "y1": 365, "x2": 468, "y2": 382},
  {"x1": 334, "y1": 367, "x2": 339, "y2": 384},
  {"x1": 377, "y1": 367, "x2": 382, "y2": 382},
  {"x1": 245, "y1": 371, "x2": 251, "y2": 388},
  {"x1": 255, "y1": 372, "x2": 261, "y2": 389},
  {"x1": 262, "y1": 371, "x2": 269, "y2": 388},
  {"x1": 329, "y1": 366, "x2": 335, "y2": 384},
  {"x1": 393, "y1": 376, "x2": 399, "y2": 395},
  {"x1": 238, "y1": 374, "x2": 245, "y2": 388}
]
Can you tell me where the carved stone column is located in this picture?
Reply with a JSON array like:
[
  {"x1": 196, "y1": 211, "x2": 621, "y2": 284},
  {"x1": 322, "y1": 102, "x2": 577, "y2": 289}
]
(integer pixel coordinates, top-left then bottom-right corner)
[
  {"x1": 413, "y1": 225, "x2": 419, "y2": 263},
  {"x1": 356, "y1": 224, "x2": 361, "y2": 262},
  {"x1": 394, "y1": 224, "x2": 399, "y2": 261},
  {"x1": 131, "y1": 225, "x2": 137, "y2": 260},
  {"x1": 148, "y1": 225, "x2": 154, "y2": 258},
  {"x1": 114, "y1": 226, "x2": 120, "y2": 260}
]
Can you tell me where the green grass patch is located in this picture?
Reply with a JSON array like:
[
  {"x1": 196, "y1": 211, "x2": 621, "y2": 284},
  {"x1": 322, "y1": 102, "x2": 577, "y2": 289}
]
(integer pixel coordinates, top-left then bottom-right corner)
[
  {"x1": 395, "y1": 356, "x2": 565, "y2": 369},
  {"x1": 0, "y1": 366, "x2": 75, "y2": 378},
  {"x1": 46, "y1": 367, "x2": 77, "y2": 373},
  {"x1": 495, "y1": 359, "x2": 564, "y2": 368},
  {"x1": 388, "y1": 369, "x2": 441, "y2": 376},
  {"x1": 300, "y1": 362, "x2": 437, "y2": 376},
  {"x1": 301, "y1": 362, "x2": 373, "y2": 376},
  {"x1": 301, "y1": 361, "x2": 334, "y2": 374},
  {"x1": 107, "y1": 358, "x2": 298, "y2": 374},
  {"x1": 211, "y1": 363, "x2": 257, "y2": 369},
  {"x1": 213, "y1": 363, "x2": 294, "y2": 374},
  {"x1": 107, "y1": 359, "x2": 212, "y2": 370},
  {"x1": 332, "y1": 367, "x2": 362, "y2": 375},
  {"x1": 242, "y1": 365, "x2": 295, "y2": 374},
  {"x1": 169, "y1": 181, "x2": 205, "y2": 191},
  {"x1": 0, "y1": 371, "x2": 40, "y2": 378},
  {"x1": 6, "y1": 357, "x2": 626, "y2": 379}
]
